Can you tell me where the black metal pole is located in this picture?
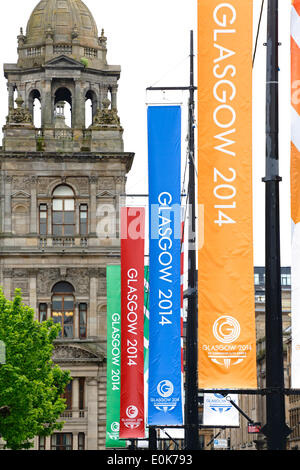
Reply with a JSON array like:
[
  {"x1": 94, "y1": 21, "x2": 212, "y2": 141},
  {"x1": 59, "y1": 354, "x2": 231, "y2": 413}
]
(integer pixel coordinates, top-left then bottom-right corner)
[
  {"x1": 149, "y1": 426, "x2": 157, "y2": 450},
  {"x1": 184, "y1": 30, "x2": 199, "y2": 451},
  {"x1": 262, "y1": 0, "x2": 290, "y2": 450}
]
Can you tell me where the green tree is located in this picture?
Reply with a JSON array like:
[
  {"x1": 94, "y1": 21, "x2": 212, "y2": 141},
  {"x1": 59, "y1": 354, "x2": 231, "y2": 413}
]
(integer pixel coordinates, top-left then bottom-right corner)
[{"x1": 0, "y1": 289, "x2": 71, "y2": 450}]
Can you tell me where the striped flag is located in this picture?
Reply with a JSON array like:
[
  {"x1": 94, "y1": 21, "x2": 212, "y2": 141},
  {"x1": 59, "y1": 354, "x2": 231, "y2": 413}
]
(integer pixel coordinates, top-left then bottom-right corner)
[{"x1": 291, "y1": 0, "x2": 300, "y2": 388}]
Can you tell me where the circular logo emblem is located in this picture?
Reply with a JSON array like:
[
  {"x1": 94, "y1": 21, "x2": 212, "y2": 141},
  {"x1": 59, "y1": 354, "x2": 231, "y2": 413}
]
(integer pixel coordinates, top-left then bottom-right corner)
[
  {"x1": 213, "y1": 315, "x2": 241, "y2": 344},
  {"x1": 157, "y1": 380, "x2": 174, "y2": 398},
  {"x1": 126, "y1": 405, "x2": 138, "y2": 419},
  {"x1": 111, "y1": 421, "x2": 119, "y2": 432}
]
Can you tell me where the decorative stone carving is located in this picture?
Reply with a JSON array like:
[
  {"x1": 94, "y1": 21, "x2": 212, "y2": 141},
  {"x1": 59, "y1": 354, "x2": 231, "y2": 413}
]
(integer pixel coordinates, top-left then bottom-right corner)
[
  {"x1": 66, "y1": 268, "x2": 90, "y2": 295},
  {"x1": 53, "y1": 345, "x2": 101, "y2": 362},
  {"x1": 98, "y1": 268, "x2": 106, "y2": 296},
  {"x1": 37, "y1": 177, "x2": 56, "y2": 195},
  {"x1": 23, "y1": 175, "x2": 38, "y2": 186},
  {"x1": 12, "y1": 176, "x2": 26, "y2": 192},
  {"x1": 97, "y1": 177, "x2": 114, "y2": 190},
  {"x1": 67, "y1": 177, "x2": 89, "y2": 194},
  {"x1": 6, "y1": 97, "x2": 33, "y2": 125},
  {"x1": 89, "y1": 176, "x2": 98, "y2": 185},
  {"x1": 91, "y1": 98, "x2": 122, "y2": 129},
  {"x1": 11, "y1": 269, "x2": 29, "y2": 296},
  {"x1": 37, "y1": 268, "x2": 60, "y2": 295}
]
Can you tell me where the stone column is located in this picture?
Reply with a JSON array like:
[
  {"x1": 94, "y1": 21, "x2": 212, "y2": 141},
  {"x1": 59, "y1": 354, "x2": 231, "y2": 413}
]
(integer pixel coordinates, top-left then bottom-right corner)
[
  {"x1": 99, "y1": 85, "x2": 108, "y2": 109},
  {"x1": 28, "y1": 176, "x2": 38, "y2": 234},
  {"x1": 111, "y1": 85, "x2": 118, "y2": 110},
  {"x1": 114, "y1": 176, "x2": 126, "y2": 239},
  {"x1": 3, "y1": 269, "x2": 13, "y2": 300},
  {"x1": 47, "y1": 302, "x2": 51, "y2": 321},
  {"x1": 42, "y1": 80, "x2": 52, "y2": 127},
  {"x1": 89, "y1": 176, "x2": 97, "y2": 235},
  {"x1": 72, "y1": 378, "x2": 79, "y2": 419},
  {"x1": 4, "y1": 175, "x2": 12, "y2": 233},
  {"x1": 29, "y1": 269, "x2": 37, "y2": 314},
  {"x1": 7, "y1": 83, "x2": 14, "y2": 110},
  {"x1": 74, "y1": 302, "x2": 79, "y2": 338},
  {"x1": 86, "y1": 378, "x2": 98, "y2": 450},
  {"x1": 74, "y1": 80, "x2": 84, "y2": 128},
  {"x1": 89, "y1": 270, "x2": 98, "y2": 337},
  {"x1": 73, "y1": 432, "x2": 79, "y2": 451},
  {"x1": 45, "y1": 436, "x2": 51, "y2": 450}
]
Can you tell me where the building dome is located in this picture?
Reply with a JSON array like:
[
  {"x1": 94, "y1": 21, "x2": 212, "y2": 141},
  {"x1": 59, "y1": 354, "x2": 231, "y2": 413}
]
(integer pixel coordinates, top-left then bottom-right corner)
[{"x1": 26, "y1": 0, "x2": 99, "y2": 48}]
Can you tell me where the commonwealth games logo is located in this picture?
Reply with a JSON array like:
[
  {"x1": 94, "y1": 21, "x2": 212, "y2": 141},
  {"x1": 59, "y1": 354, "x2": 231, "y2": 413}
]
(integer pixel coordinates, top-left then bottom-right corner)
[
  {"x1": 157, "y1": 380, "x2": 174, "y2": 398},
  {"x1": 122, "y1": 405, "x2": 142, "y2": 430},
  {"x1": 213, "y1": 315, "x2": 241, "y2": 344},
  {"x1": 152, "y1": 380, "x2": 179, "y2": 413},
  {"x1": 205, "y1": 315, "x2": 248, "y2": 369}
]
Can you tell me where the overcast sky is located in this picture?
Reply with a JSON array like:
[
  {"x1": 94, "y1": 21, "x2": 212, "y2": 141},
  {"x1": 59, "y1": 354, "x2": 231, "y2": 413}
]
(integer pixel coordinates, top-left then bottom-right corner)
[{"x1": 0, "y1": 0, "x2": 293, "y2": 266}]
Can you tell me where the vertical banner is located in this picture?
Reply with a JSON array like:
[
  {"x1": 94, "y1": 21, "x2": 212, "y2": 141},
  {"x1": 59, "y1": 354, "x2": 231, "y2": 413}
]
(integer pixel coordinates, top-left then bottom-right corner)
[
  {"x1": 120, "y1": 207, "x2": 145, "y2": 438},
  {"x1": 198, "y1": 0, "x2": 257, "y2": 388},
  {"x1": 144, "y1": 266, "x2": 150, "y2": 434},
  {"x1": 291, "y1": 0, "x2": 300, "y2": 388},
  {"x1": 106, "y1": 266, "x2": 126, "y2": 448},
  {"x1": 147, "y1": 105, "x2": 183, "y2": 425},
  {"x1": 180, "y1": 209, "x2": 185, "y2": 419},
  {"x1": 203, "y1": 393, "x2": 239, "y2": 427}
]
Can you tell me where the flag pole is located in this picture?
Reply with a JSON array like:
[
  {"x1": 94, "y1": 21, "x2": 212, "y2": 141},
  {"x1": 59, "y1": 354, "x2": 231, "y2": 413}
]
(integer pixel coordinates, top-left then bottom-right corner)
[
  {"x1": 261, "y1": 0, "x2": 290, "y2": 449},
  {"x1": 184, "y1": 29, "x2": 199, "y2": 451}
]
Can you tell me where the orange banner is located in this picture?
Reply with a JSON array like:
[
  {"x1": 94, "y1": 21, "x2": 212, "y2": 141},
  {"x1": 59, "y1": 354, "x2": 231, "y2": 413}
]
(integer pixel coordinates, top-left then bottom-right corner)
[{"x1": 197, "y1": 0, "x2": 257, "y2": 389}]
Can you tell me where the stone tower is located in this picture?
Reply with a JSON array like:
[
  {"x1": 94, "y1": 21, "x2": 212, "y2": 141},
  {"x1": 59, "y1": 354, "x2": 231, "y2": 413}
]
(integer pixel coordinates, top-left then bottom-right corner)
[{"x1": 0, "y1": 0, "x2": 133, "y2": 450}]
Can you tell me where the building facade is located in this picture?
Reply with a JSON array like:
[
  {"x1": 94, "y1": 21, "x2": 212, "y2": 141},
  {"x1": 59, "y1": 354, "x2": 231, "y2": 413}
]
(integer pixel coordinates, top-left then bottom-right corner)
[{"x1": 0, "y1": 0, "x2": 134, "y2": 450}]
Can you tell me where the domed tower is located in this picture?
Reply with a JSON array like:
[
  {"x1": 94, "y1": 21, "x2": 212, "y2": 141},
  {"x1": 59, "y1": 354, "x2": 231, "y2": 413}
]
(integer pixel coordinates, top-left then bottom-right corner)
[
  {"x1": 0, "y1": 0, "x2": 134, "y2": 451},
  {"x1": 3, "y1": 0, "x2": 123, "y2": 153}
]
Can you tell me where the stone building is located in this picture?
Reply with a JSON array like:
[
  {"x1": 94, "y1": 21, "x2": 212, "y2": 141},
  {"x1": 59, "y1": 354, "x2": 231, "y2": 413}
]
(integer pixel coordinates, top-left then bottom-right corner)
[{"x1": 0, "y1": 0, "x2": 134, "y2": 450}]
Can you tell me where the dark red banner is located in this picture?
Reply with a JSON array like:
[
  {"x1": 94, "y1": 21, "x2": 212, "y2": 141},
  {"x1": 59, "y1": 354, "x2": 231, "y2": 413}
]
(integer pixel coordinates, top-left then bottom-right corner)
[{"x1": 119, "y1": 207, "x2": 145, "y2": 438}]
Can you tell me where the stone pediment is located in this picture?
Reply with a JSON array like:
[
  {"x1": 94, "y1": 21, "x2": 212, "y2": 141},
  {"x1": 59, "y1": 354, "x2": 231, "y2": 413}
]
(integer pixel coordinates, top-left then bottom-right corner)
[
  {"x1": 53, "y1": 344, "x2": 104, "y2": 363},
  {"x1": 11, "y1": 190, "x2": 30, "y2": 199},
  {"x1": 45, "y1": 55, "x2": 84, "y2": 70},
  {"x1": 96, "y1": 190, "x2": 116, "y2": 199}
]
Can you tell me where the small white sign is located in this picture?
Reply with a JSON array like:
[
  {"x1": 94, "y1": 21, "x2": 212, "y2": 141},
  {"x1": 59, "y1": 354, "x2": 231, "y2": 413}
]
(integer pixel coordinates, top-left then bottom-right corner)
[
  {"x1": 214, "y1": 439, "x2": 228, "y2": 449},
  {"x1": 203, "y1": 393, "x2": 239, "y2": 427}
]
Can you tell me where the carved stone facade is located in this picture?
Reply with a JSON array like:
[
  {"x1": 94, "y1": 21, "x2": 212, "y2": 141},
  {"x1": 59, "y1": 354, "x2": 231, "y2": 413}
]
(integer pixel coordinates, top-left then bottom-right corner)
[{"x1": 0, "y1": 0, "x2": 134, "y2": 451}]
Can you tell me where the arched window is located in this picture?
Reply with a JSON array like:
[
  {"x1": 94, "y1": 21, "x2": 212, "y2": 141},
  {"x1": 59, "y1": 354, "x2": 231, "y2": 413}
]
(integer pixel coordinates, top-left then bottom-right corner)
[
  {"x1": 28, "y1": 89, "x2": 41, "y2": 127},
  {"x1": 55, "y1": 87, "x2": 72, "y2": 127},
  {"x1": 52, "y1": 185, "x2": 75, "y2": 236},
  {"x1": 85, "y1": 90, "x2": 97, "y2": 128},
  {"x1": 52, "y1": 281, "x2": 75, "y2": 338}
]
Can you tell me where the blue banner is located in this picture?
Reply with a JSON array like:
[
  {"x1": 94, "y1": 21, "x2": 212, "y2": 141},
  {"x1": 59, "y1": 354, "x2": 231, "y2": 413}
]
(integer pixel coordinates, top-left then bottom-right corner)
[{"x1": 147, "y1": 105, "x2": 183, "y2": 425}]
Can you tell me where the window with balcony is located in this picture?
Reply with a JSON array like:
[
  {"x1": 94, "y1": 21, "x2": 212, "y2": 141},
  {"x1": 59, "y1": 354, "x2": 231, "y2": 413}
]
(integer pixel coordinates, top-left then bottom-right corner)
[
  {"x1": 80, "y1": 204, "x2": 88, "y2": 236},
  {"x1": 79, "y1": 303, "x2": 87, "y2": 339},
  {"x1": 39, "y1": 303, "x2": 47, "y2": 323},
  {"x1": 51, "y1": 433, "x2": 73, "y2": 450},
  {"x1": 62, "y1": 381, "x2": 72, "y2": 410},
  {"x1": 78, "y1": 433, "x2": 85, "y2": 450},
  {"x1": 79, "y1": 378, "x2": 85, "y2": 410},
  {"x1": 52, "y1": 281, "x2": 75, "y2": 338},
  {"x1": 39, "y1": 204, "x2": 48, "y2": 235},
  {"x1": 52, "y1": 185, "x2": 75, "y2": 236}
]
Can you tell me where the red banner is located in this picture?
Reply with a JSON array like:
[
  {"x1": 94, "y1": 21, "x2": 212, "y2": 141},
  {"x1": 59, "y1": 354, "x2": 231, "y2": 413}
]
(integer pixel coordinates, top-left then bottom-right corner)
[{"x1": 119, "y1": 207, "x2": 145, "y2": 438}]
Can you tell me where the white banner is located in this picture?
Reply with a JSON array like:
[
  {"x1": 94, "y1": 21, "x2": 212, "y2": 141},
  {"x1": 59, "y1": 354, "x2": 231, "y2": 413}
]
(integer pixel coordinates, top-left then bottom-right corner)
[
  {"x1": 203, "y1": 393, "x2": 239, "y2": 427},
  {"x1": 291, "y1": 0, "x2": 300, "y2": 389}
]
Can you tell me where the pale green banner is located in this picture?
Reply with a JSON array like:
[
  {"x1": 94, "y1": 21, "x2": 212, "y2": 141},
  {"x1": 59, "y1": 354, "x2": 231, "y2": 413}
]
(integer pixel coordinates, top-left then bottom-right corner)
[{"x1": 106, "y1": 265, "x2": 126, "y2": 448}]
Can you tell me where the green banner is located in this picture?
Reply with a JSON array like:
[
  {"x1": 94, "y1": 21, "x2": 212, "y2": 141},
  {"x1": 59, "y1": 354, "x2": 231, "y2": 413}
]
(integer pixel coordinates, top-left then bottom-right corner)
[
  {"x1": 106, "y1": 265, "x2": 126, "y2": 448},
  {"x1": 144, "y1": 266, "x2": 149, "y2": 434}
]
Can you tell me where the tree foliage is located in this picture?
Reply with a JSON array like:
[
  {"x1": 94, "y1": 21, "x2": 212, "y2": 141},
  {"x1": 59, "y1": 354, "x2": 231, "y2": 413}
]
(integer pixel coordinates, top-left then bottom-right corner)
[{"x1": 0, "y1": 289, "x2": 71, "y2": 450}]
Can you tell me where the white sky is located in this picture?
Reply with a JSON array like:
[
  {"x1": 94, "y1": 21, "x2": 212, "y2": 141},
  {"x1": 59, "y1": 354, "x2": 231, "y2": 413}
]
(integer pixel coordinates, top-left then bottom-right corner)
[{"x1": 0, "y1": 0, "x2": 293, "y2": 266}]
